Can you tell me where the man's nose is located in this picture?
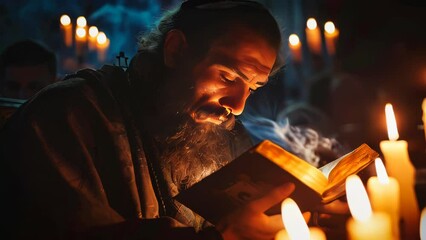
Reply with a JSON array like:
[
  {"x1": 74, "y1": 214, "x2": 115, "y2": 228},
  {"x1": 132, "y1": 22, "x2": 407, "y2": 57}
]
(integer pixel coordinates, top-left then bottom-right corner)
[{"x1": 218, "y1": 86, "x2": 251, "y2": 116}]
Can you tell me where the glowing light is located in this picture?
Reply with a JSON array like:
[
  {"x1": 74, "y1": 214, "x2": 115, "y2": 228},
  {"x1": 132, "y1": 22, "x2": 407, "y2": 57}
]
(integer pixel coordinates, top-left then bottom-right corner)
[
  {"x1": 324, "y1": 21, "x2": 335, "y2": 34},
  {"x1": 289, "y1": 34, "x2": 300, "y2": 46},
  {"x1": 307, "y1": 18, "x2": 317, "y2": 30},
  {"x1": 97, "y1": 32, "x2": 107, "y2": 45},
  {"x1": 421, "y1": 208, "x2": 426, "y2": 240},
  {"x1": 374, "y1": 158, "x2": 390, "y2": 184},
  {"x1": 89, "y1": 26, "x2": 99, "y2": 38},
  {"x1": 76, "y1": 27, "x2": 86, "y2": 38},
  {"x1": 346, "y1": 175, "x2": 372, "y2": 221},
  {"x1": 281, "y1": 198, "x2": 310, "y2": 240},
  {"x1": 76, "y1": 16, "x2": 87, "y2": 27},
  {"x1": 385, "y1": 103, "x2": 399, "y2": 141},
  {"x1": 60, "y1": 15, "x2": 71, "y2": 26}
]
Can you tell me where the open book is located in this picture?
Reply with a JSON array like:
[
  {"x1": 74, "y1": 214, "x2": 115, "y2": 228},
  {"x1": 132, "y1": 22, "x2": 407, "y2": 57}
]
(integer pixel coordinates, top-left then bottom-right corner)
[{"x1": 175, "y1": 140, "x2": 378, "y2": 224}]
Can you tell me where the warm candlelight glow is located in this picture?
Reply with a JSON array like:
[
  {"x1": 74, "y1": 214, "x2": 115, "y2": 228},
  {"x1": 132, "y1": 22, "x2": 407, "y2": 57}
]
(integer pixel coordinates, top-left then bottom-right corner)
[
  {"x1": 421, "y1": 208, "x2": 426, "y2": 240},
  {"x1": 60, "y1": 15, "x2": 71, "y2": 26},
  {"x1": 76, "y1": 16, "x2": 87, "y2": 27},
  {"x1": 89, "y1": 26, "x2": 99, "y2": 38},
  {"x1": 385, "y1": 103, "x2": 399, "y2": 140},
  {"x1": 76, "y1": 27, "x2": 86, "y2": 38},
  {"x1": 289, "y1": 34, "x2": 300, "y2": 46},
  {"x1": 374, "y1": 158, "x2": 389, "y2": 184},
  {"x1": 281, "y1": 198, "x2": 310, "y2": 240},
  {"x1": 307, "y1": 18, "x2": 317, "y2": 30},
  {"x1": 97, "y1": 32, "x2": 107, "y2": 45},
  {"x1": 422, "y1": 98, "x2": 426, "y2": 141},
  {"x1": 305, "y1": 18, "x2": 322, "y2": 55},
  {"x1": 324, "y1": 21, "x2": 335, "y2": 34},
  {"x1": 346, "y1": 175, "x2": 372, "y2": 221}
]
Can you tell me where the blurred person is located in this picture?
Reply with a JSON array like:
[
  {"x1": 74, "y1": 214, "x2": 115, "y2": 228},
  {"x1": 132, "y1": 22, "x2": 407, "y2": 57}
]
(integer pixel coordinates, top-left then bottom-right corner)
[{"x1": 0, "y1": 39, "x2": 57, "y2": 99}]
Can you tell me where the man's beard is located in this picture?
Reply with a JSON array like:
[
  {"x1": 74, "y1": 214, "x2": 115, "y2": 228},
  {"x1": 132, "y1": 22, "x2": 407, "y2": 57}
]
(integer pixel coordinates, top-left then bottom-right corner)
[{"x1": 158, "y1": 115, "x2": 236, "y2": 191}]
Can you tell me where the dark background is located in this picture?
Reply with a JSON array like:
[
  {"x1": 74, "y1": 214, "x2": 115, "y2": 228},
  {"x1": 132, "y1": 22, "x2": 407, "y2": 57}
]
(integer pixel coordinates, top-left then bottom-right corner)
[{"x1": 1, "y1": 0, "x2": 425, "y2": 163}]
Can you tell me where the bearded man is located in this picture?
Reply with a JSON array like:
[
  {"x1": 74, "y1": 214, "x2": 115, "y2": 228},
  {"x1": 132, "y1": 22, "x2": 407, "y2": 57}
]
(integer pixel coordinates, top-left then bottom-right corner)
[{"x1": 0, "y1": 0, "x2": 296, "y2": 239}]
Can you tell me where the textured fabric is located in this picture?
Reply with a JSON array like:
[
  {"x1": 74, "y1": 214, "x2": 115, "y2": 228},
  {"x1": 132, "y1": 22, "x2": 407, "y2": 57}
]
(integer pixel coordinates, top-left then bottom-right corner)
[{"x1": 0, "y1": 64, "x2": 249, "y2": 239}]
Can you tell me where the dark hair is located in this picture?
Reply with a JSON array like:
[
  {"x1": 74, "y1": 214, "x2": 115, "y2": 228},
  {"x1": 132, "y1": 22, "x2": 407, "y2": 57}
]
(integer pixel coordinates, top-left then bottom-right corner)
[
  {"x1": 0, "y1": 40, "x2": 57, "y2": 78},
  {"x1": 137, "y1": 0, "x2": 283, "y2": 74}
]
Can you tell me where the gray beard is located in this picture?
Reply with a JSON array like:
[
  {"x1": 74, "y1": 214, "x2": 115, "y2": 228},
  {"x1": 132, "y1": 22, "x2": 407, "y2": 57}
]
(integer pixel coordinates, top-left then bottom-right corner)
[{"x1": 158, "y1": 118, "x2": 235, "y2": 191}]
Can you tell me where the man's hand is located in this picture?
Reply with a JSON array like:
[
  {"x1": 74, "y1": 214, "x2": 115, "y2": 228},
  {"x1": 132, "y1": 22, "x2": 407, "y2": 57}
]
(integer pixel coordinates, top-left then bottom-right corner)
[{"x1": 216, "y1": 182, "x2": 295, "y2": 240}]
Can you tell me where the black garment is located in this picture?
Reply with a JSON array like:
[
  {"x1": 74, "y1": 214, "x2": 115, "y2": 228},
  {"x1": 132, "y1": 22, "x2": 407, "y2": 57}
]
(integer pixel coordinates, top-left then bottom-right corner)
[{"x1": 0, "y1": 65, "x2": 248, "y2": 239}]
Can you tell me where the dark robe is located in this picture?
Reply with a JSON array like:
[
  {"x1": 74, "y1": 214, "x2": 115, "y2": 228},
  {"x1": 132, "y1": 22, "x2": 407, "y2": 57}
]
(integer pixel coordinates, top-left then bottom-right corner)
[{"x1": 0, "y1": 65, "x2": 253, "y2": 239}]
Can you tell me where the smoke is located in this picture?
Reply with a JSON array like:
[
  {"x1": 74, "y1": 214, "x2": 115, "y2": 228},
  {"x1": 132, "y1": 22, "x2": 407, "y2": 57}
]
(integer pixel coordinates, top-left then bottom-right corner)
[{"x1": 240, "y1": 104, "x2": 345, "y2": 167}]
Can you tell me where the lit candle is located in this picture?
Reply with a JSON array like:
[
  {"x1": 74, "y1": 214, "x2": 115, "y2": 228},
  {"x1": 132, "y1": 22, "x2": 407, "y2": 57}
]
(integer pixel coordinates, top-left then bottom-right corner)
[
  {"x1": 324, "y1": 21, "x2": 339, "y2": 56},
  {"x1": 421, "y1": 207, "x2": 426, "y2": 240},
  {"x1": 76, "y1": 16, "x2": 87, "y2": 28},
  {"x1": 346, "y1": 175, "x2": 392, "y2": 240},
  {"x1": 60, "y1": 14, "x2": 72, "y2": 47},
  {"x1": 380, "y1": 103, "x2": 420, "y2": 240},
  {"x1": 305, "y1": 18, "x2": 322, "y2": 55},
  {"x1": 275, "y1": 198, "x2": 326, "y2": 240},
  {"x1": 288, "y1": 34, "x2": 302, "y2": 63},
  {"x1": 75, "y1": 27, "x2": 87, "y2": 57},
  {"x1": 88, "y1": 26, "x2": 99, "y2": 51},
  {"x1": 367, "y1": 158, "x2": 400, "y2": 239},
  {"x1": 96, "y1": 32, "x2": 110, "y2": 63},
  {"x1": 422, "y1": 98, "x2": 426, "y2": 141}
]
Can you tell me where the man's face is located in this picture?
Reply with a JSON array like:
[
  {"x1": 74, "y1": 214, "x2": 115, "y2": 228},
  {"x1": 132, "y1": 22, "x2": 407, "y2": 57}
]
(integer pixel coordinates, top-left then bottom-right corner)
[
  {"x1": 157, "y1": 26, "x2": 278, "y2": 131},
  {"x1": 1, "y1": 64, "x2": 54, "y2": 99},
  {"x1": 186, "y1": 27, "x2": 277, "y2": 125}
]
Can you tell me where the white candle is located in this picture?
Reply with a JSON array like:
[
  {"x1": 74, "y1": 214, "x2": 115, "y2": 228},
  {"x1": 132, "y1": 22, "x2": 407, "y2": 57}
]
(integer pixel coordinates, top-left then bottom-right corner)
[
  {"x1": 96, "y1": 32, "x2": 110, "y2": 63},
  {"x1": 88, "y1": 26, "x2": 99, "y2": 51},
  {"x1": 288, "y1": 34, "x2": 302, "y2": 63},
  {"x1": 275, "y1": 198, "x2": 326, "y2": 240},
  {"x1": 324, "y1": 21, "x2": 339, "y2": 56},
  {"x1": 305, "y1": 18, "x2": 322, "y2": 55},
  {"x1": 60, "y1": 14, "x2": 72, "y2": 47},
  {"x1": 346, "y1": 175, "x2": 392, "y2": 240},
  {"x1": 75, "y1": 27, "x2": 87, "y2": 57},
  {"x1": 380, "y1": 103, "x2": 420, "y2": 240},
  {"x1": 367, "y1": 158, "x2": 400, "y2": 239}
]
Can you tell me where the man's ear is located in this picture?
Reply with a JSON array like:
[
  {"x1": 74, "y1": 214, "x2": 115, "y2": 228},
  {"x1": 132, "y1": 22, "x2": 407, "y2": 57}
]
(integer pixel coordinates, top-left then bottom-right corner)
[{"x1": 163, "y1": 29, "x2": 187, "y2": 68}]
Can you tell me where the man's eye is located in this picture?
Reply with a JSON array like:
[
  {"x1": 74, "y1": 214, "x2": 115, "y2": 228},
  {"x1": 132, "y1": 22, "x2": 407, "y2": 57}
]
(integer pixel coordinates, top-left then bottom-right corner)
[{"x1": 220, "y1": 74, "x2": 235, "y2": 83}]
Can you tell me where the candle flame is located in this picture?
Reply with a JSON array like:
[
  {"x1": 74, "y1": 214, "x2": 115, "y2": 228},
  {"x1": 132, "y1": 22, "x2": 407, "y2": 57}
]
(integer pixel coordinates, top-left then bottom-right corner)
[
  {"x1": 346, "y1": 175, "x2": 372, "y2": 221},
  {"x1": 307, "y1": 18, "x2": 317, "y2": 30},
  {"x1": 97, "y1": 32, "x2": 107, "y2": 45},
  {"x1": 289, "y1": 34, "x2": 300, "y2": 46},
  {"x1": 281, "y1": 198, "x2": 310, "y2": 240},
  {"x1": 60, "y1": 15, "x2": 71, "y2": 26},
  {"x1": 89, "y1": 26, "x2": 99, "y2": 38},
  {"x1": 385, "y1": 103, "x2": 399, "y2": 141},
  {"x1": 76, "y1": 16, "x2": 87, "y2": 27},
  {"x1": 76, "y1": 27, "x2": 86, "y2": 38},
  {"x1": 324, "y1": 21, "x2": 335, "y2": 34},
  {"x1": 421, "y1": 208, "x2": 426, "y2": 240},
  {"x1": 375, "y1": 158, "x2": 390, "y2": 184}
]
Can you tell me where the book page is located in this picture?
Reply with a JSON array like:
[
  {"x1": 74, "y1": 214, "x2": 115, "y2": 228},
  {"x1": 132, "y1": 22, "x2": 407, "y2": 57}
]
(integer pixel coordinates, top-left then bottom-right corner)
[{"x1": 319, "y1": 155, "x2": 345, "y2": 179}]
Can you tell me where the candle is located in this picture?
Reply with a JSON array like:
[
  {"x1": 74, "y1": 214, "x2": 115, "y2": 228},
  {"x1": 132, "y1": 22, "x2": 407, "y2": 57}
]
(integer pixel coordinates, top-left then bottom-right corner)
[
  {"x1": 75, "y1": 27, "x2": 87, "y2": 57},
  {"x1": 275, "y1": 198, "x2": 326, "y2": 240},
  {"x1": 96, "y1": 32, "x2": 110, "y2": 63},
  {"x1": 88, "y1": 26, "x2": 99, "y2": 51},
  {"x1": 346, "y1": 175, "x2": 392, "y2": 240},
  {"x1": 76, "y1": 16, "x2": 87, "y2": 28},
  {"x1": 324, "y1": 21, "x2": 339, "y2": 56},
  {"x1": 422, "y1": 98, "x2": 426, "y2": 141},
  {"x1": 380, "y1": 103, "x2": 420, "y2": 240},
  {"x1": 60, "y1": 14, "x2": 72, "y2": 47},
  {"x1": 305, "y1": 18, "x2": 322, "y2": 55},
  {"x1": 367, "y1": 158, "x2": 400, "y2": 239},
  {"x1": 288, "y1": 34, "x2": 302, "y2": 63},
  {"x1": 421, "y1": 207, "x2": 426, "y2": 240}
]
